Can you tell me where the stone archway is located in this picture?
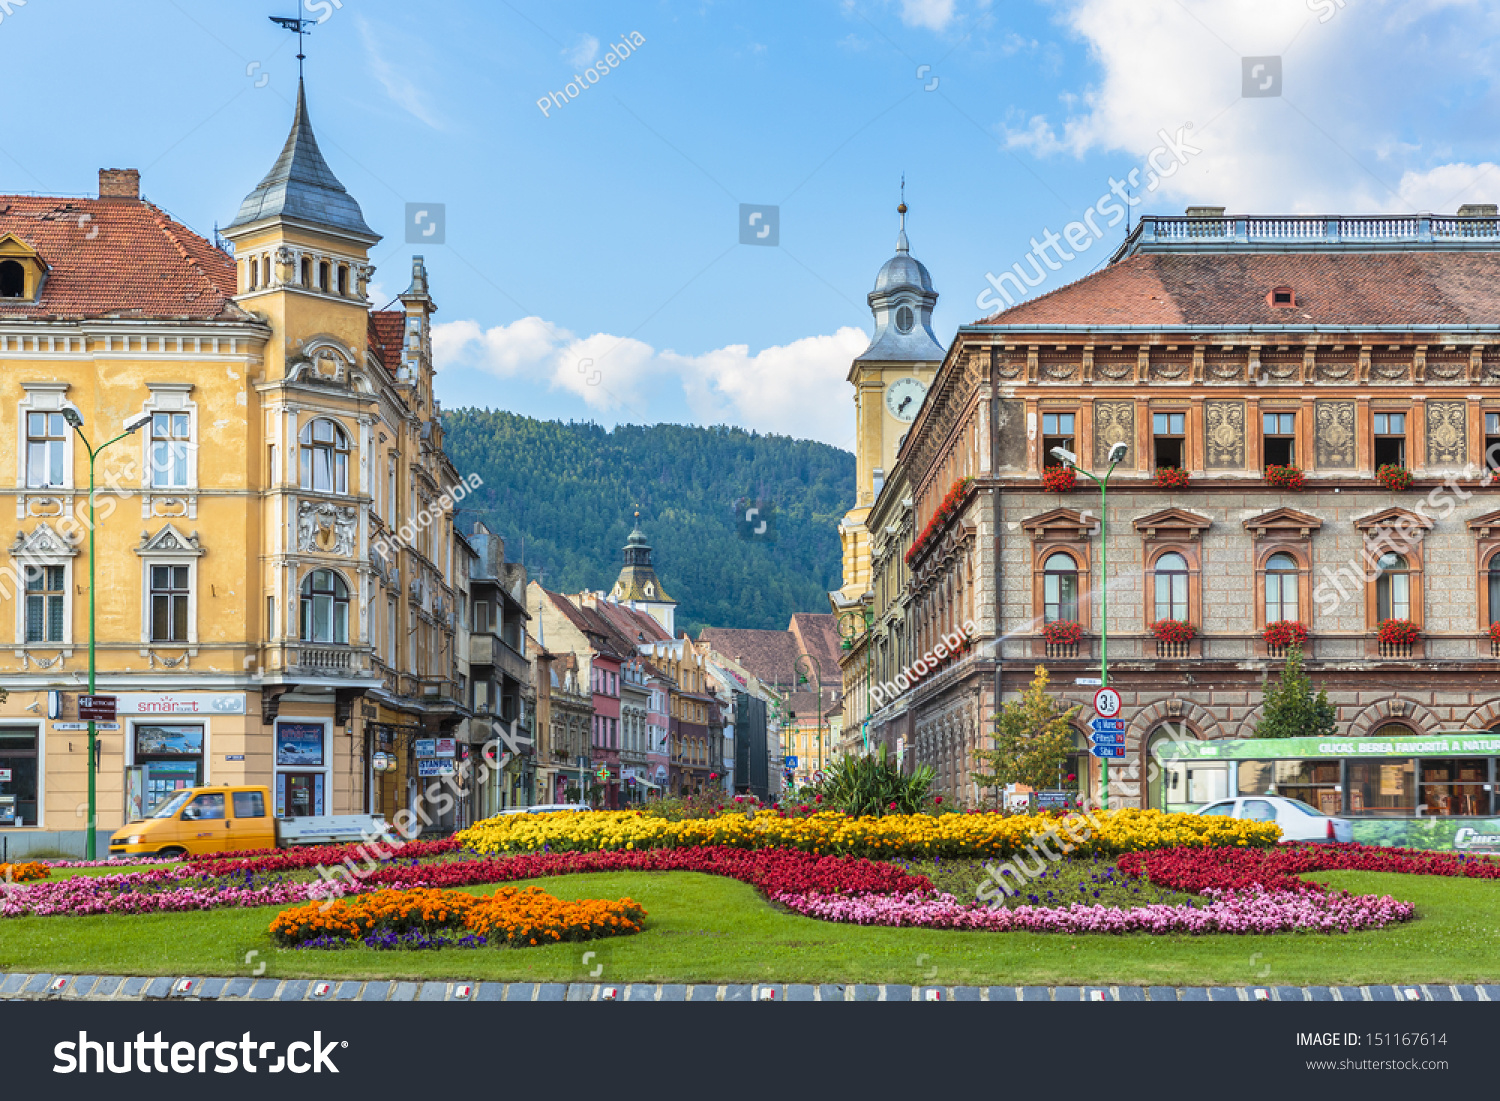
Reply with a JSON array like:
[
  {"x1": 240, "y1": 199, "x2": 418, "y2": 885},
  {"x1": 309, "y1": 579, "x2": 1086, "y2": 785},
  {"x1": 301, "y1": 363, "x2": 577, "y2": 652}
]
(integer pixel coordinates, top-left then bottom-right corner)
[
  {"x1": 1345, "y1": 698, "x2": 1441, "y2": 740},
  {"x1": 1459, "y1": 700, "x2": 1500, "y2": 732}
]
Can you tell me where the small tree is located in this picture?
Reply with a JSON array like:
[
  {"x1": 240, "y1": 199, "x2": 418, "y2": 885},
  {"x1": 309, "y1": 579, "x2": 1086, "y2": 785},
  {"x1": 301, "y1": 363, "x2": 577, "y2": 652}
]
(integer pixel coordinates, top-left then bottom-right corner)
[
  {"x1": 973, "y1": 665, "x2": 1080, "y2": 804},
  {"x1": 1254, "y1": 646, "x2": 1336, "y2": 740}
]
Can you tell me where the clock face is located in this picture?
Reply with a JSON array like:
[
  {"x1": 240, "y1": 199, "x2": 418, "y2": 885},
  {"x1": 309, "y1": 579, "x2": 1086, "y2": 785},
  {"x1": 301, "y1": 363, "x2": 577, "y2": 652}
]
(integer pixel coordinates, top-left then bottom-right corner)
[{"x1": 885, "y1": 377, "x2": 927, "y2": 423}]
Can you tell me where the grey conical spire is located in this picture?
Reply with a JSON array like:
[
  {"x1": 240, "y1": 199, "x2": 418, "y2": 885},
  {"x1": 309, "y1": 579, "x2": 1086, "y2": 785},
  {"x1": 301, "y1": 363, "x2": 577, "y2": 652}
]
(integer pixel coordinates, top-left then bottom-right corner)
[{"x1": 225, "y1": 79, "x2": 377, "y2": 240}]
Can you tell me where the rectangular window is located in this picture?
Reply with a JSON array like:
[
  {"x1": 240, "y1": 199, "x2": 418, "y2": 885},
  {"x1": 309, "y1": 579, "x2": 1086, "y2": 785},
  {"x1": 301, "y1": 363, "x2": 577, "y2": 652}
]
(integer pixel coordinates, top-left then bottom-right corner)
[
  {"x1": 267, "y1": 595, "x2": 276, "y2": 638},
  {"x1": 1152, "y1": 411, "x2": 1186, "y2": 470},
  {"x1": 1486, "y1": 413, "x2": 1500, "y2": 474},
  {"x1": 386, "y1": 597, "x2": 397, "y2": 661},
  {"x1": 232, "y1": 790, "x2": 267, "y2": 818},
  {"x1": 1153, "y1": 570, "x2": 1188, "y2": 622},
  {"x1": 24, "y1": 565, "x2": 64, "y2": 643},
  {"x1": 1041, "y1": 412, "x2": 1076, "y2": 468},
  {"x1": 473, "y1": 601, "x2": 491, "y2": 633},
  {"x1": 1347, "y1": 759, "x2": 1415, "y2": 817},
  {"x1": 1377, "y1": 570, "x2": 1410, "y2": 621},
  {"x1": 1373, "y1": 412, "x2": 1407, "y2": 469},
  {"x1": 1419, "y1": 758, "x2": 1491, "y2": 817},
  {"x1": 26, "y1": 411, "x2": 67, "y2": 488},
  {"x1": 149, "y1": 412, "x2": 191, "y2": 488},
  {"x1": 1262, "y1": 412, "x2": 1296, "y2": 468},
  {"x1": 0, "y1": 728, "x2": 39, "y2": 826},
  {"x1": 150, "y1": 564, "x2": 190, "y2": 642}
]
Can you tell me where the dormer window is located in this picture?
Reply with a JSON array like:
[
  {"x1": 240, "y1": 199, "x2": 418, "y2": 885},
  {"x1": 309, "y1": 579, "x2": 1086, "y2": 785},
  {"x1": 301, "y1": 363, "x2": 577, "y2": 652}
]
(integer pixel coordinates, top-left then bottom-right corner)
[
  {"x1": 895, "y1": 305, "x2": 915, "y2": 333},
  {"x1": 1268, "y1": 286, "x2": 1296, "y2": 308},
  {"x1": 0, "y1": 234, "x2": 51, "y2": 302}
]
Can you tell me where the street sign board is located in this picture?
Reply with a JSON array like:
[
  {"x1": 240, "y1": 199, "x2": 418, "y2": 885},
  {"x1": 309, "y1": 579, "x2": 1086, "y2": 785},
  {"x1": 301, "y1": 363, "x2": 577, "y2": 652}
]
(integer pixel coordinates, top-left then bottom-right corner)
[
  {"x1": 813, "y1": 769, "x2": 824, "y2": 783},
  {"x1": 415, "y1": 738, "x2": 437, "y2": 759},
  {"x1": 435, "y1": 737, "x2": 456, "y2": 758},
  {"x1": 79, "y1": 695, "x2": 117, "y2": 722},
  {"x1": 1092, "y1": 687, "x2": 1122, "y2": 718},
  {"x1": 1088, "y1": 731, "x2": 1126, "y2": 746},
  {"x1": 784, "y1": 756, "x2": 798, "y2": 767},
  {"x1": 417, "y1": 759, "x2": 455, "y2": 777},
  {"x1": 1074, "y1": 677, "x2": 1103, "y2": 687},
  {"x1": 53, "y1": 722, "x2": 119, "y2": 731},
  {"x1": 1088, "y1": 717, "x2": 1126, "y2": 733},
  {"x1": 1090, "y1": 744, "x2": 1126, "y2": 759}
]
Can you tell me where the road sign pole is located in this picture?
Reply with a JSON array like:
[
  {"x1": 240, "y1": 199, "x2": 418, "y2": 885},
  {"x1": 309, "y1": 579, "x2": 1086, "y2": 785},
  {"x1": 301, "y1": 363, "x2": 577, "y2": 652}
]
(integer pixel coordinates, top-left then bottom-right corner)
[{"x1": 1099, "y1": 470, "x2": 1109, "y2": 812}]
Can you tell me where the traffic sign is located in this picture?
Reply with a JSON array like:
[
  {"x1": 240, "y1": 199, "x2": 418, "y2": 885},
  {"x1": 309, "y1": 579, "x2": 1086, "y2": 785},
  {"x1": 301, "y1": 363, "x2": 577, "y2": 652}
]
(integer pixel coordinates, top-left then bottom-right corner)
[
  {"x1": 1090, "y1": 744, "x2": 1126, "y2": 759},
  {"x1": 813, "y1": 769, "x2": 824, "y2": 783},
  {"x1": 1092, "y1": 687, "x2": 1122, "y2": 718},
  {"x1": 1088, "y1": 717, "x2": 1126, "y2": 733},
  {"x1": 1074, "y1": 677, "x2": 1103, "y2": 687},
  {"x1": 784, "y1": 756, "x2": 799, "y2": 767},
  {"x1": 79, "y1": 695, "x2": 117, "y2": 722},
  {"x1": 1088, "y1": 731, "x2": 1126, "y2": 746}
]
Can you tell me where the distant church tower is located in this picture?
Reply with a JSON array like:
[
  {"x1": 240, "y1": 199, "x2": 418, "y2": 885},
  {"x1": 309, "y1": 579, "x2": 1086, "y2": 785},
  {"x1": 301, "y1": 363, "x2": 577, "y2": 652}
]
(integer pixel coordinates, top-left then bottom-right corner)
[
  {"x1": 610, "y1": 514, "x2": 678, "y2": 636},
  {"x1": 832, "y1": 198, "x2": 944, "y2": 608}
]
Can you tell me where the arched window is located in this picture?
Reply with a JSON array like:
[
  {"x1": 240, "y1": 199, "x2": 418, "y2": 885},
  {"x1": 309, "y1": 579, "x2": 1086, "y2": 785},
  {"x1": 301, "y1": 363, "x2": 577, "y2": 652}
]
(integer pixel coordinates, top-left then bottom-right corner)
[
  {"x1": 300, "y1": 569, "x2": 349, "y2": 644},
  {"x1": 337, "y1": 265, "x2": 349, "y2": 296},
  {"x1": 299, "y1": 418, "x2": 349, "y2": 494},
  {"x1": 1265, "y1": 552, "x2": 1299, "y2": 622},
  {"x1": 246, "y1": 257, "x2": 258, "y2": 290},
  {"x1": 0, "y1": 259, "x2": 25, "y2": 297},
  {"x1": 1042, "y1": 552, "x2": 1079, "y2": 623},
  {"x1": 1153, "y1": 552, "x2": 1189, "y2": 621},
  {"x1": 1488, "y1": 553, "x2": 1500, "y2": 625},
  {"x1": 318, "y1": 261, "x2": 331, "y2": 292},
  {"x1": 300, "y1": 256, "x2": 312, "y2": 286},
  {"x1": 1376, "y1": 552, "x2": 1410, "y2": 620}
]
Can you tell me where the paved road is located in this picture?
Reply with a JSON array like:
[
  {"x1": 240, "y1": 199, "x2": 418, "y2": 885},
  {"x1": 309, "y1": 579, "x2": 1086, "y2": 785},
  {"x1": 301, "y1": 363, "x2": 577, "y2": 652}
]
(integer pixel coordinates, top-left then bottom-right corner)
[{"x1": 1, "y1": 974, "x2": 1494, "y2": 1002}]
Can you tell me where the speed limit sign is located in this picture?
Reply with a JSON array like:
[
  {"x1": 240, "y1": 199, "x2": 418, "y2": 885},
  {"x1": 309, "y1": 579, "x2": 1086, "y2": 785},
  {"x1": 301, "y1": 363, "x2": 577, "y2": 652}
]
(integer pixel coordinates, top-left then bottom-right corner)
[{"x1": 1092, "y1": 686, "x2": 1122, "y2": 718}]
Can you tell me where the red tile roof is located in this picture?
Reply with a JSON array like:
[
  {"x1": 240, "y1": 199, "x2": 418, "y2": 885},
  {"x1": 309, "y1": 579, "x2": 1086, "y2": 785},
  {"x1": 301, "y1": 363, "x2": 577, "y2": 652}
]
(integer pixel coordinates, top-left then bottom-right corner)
[
  {"x1": 697, "y1": 627, "x2": 799, "y2": 688},
  {"x1": 977, "y1": 251, "x2": 1500, "y2": 328},
  {"x1": 788, "y1": 613, "x2": 842, "y2": 685},
  {"x1": 369, "y1": 310, "x2": 405, "y2": 372},
  {"x1": 0, "y1": 194, "x2": 246, "y2": 321}
]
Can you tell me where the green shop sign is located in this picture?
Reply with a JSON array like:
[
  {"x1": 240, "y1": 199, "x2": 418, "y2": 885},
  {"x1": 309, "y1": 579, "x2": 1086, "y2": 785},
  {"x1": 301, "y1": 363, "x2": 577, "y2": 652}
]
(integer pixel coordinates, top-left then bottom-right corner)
[
  {"x1": 1350, "y1": 818, "x2": 1500, "y2": 853},
  {"x1": 1159, "y1": 733, "x2": 1500, "y2": 761}
]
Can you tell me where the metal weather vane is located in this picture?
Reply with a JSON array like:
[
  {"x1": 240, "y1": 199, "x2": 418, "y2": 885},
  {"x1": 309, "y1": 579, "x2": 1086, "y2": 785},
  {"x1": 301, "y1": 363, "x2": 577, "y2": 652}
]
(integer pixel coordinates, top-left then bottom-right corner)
[{"x1": 269, "y1": 14, "x2": 315, "y2": 79}]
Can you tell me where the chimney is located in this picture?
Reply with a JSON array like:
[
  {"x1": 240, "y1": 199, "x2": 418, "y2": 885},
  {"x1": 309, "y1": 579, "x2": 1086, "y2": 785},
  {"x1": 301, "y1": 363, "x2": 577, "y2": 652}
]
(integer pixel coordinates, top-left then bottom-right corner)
[
  {"x1": 1185, "y1": 205, "x2": 1226, "y2": 218},
  {"x1": 1458, "y1": 203, "x2": 1498, "y2": 217},
  {"x1": 98, "y1": 169, "x2": 140, "y2": 200}
]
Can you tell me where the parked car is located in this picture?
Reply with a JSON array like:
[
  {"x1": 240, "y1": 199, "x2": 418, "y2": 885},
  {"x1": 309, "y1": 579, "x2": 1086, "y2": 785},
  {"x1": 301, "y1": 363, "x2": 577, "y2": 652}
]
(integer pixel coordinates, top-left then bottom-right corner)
[
  {"x1": 1196, "y1": 795, "x2": 1353, "y2": 842},
  {"x1": 497, "y1": 803, "x2": 589, "y2": 815}
]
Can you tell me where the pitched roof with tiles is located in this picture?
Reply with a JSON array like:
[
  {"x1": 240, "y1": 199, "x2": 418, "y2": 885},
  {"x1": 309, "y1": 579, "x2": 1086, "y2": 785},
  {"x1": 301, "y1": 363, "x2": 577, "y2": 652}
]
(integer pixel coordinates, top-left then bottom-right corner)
[
  {"x1": 369, "y1": 310, "x2": 405, "y2": 372},
  {"x1": 697, "y1": 627, "x2": 799, "y2": 688},
  {"x1": 0, "y1": 195, "x2": 246, "y2": 321},
  {"x1": 590, "y1": 599, "x2": 674, "y2": 648},
  {"x1": 788, "y1": 613, "x2": 842, "y2": 686},
  {"x1": 976, "y1": 251, "x2": 1500, "y2": 328}
]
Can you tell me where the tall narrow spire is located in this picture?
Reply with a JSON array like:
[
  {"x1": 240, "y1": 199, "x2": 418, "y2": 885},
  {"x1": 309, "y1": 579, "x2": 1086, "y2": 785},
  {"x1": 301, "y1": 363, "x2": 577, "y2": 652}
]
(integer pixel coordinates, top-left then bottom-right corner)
[{"x1": 224, "y1": 78, "x2": 377, "y2": 241}]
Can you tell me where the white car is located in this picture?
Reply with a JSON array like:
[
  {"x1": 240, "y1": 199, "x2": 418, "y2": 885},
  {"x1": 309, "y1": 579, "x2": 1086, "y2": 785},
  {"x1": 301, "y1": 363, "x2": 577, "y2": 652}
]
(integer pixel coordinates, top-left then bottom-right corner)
[
  {"x1": 1196, "y1": 795, "x2": 1353, "y2": 843},
  {"x1": 497, "y1": 803, "x2": 590, "y2": 815}
]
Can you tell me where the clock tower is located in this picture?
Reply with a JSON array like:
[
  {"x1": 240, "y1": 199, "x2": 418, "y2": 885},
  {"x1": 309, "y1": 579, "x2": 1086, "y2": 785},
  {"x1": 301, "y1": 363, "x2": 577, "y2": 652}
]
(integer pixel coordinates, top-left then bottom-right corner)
[{"x1": 833, "y1": 200, "x2": 945, "y2": 607}]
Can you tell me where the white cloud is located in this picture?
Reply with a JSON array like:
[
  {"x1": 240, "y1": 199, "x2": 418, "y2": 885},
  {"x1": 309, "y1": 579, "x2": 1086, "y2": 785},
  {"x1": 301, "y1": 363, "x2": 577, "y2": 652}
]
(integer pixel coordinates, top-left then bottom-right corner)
[
  {"x1": 898, "y1": 0, "x2": 958, "y2": 31},
  {"x1": 1397, "y1": 162, "x2": 1500, "y2": 211},
  {"x1": 1002, "y1": 0, "x2": 1500, "y2": 213},
  {"x1": 563, "y1": 34, "x2": 600, "y2": 68},
  {"x1": 434, "y1": 317, "x2": 868, "y2": 446},
  {"x1": 357, "y1": 16, "x2": 444, "y2": 130}
]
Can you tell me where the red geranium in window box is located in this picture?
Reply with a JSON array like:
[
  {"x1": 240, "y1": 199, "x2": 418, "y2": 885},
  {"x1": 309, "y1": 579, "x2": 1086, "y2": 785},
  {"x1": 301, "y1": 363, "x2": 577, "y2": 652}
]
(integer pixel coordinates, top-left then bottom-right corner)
[
  {"x1": 1265, "y1": 464, "x2": 1304, "y2": 490},
  {"x1": 1262, "y1": 620, "x2": 1309, "y2": 649},
  {"x1": 1154, "y1": 467, "x2": 1191, "y2": 489},
  {"x1": 1042, "y1": 466, "x2": 1077, "y2": 493},
  {"x1": 1488, "y1": 621, "x2": 1500, "y2": 644},
  {"x1": 1377, "y1": 619, "x2": 1419, "y2": 646},
  {"x1": 1042, "y1": 620, "x2": 1083, "y2": 646},
  {"x1": 1151, "y1": 619, "x2": 1195, "y2": 644},
  {"x1": 1376, "y1": 464, "x2": 1413, "y2": 492}
]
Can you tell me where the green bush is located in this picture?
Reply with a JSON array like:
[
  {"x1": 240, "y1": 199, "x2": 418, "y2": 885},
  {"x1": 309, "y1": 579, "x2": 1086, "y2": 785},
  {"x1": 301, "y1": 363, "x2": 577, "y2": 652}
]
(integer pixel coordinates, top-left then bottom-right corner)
[{"x1": 808, "y1": 747, "x2": 935, "y2": 816}]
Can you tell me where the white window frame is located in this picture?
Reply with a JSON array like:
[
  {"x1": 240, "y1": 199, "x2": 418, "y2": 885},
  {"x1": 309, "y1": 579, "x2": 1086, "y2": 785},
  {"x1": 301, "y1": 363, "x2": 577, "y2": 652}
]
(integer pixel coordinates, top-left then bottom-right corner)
[
  {"x1": 17, "y1": 383, "x2": 74, "y2": 491},
  {"x1": 9, "y1": 522, "x2": 76, "y2": 648},
  {"x1": 139, "y1": 384, "x2": 198, "y2": 491},
  {"x1": 135, "y1": 525, "x2": 204, "y2": 647}
]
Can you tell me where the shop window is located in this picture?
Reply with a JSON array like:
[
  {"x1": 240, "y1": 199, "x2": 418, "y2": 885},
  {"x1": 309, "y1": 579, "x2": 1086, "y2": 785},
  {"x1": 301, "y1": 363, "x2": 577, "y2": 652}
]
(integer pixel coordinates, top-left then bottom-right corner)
[
  {"x1": 1152, "y1": 552, "x2": 1189, "y2": 621},
  {"x1": 298, "y1": 418, "x2": 349, "y2": 494},
  {"x1": 1042, "y1": 552, "x2": 1079, "y2": 623},
  {"x1": 1257, "y1": 759, "x2": 1341, "y2": 815},
  {"x1": 300, "y1": 569, "x2": 349, "y2": 644},
  {"x1": 24, "y1": 564, "x2": 64, "y2": 643},
  {"x1": 149, "y1": 412, "x2": 191, "y2": 488},
  {"x1": 1042, "y1": 412, "x2": 1075, "y2": 468},
  {"x1": 0, "y1": 728, "x2": 38, "y2": 826},
  {"x1": 1375, "y1": 553, "x2": 1411, "y2": 620},
  {"x1": 1264, "y1": 553, "x2": 1300, "y2": 623},
  {"x1": 1153, "y1": 411, "x2": 1186, "y2": 470},
  {"x1": 1347, "y1": 746, "x2": 1415, "y2": 817},
  {"x1": 1262, "y1": 412, "x2": 1296, "y2": 468},
  {"x1": 1419, "y1": 758, "x2": 1490, "y2": 817},
  {"x1": 1373, "y1": 412, "x2": 1406, "y2": 468},
  {"x1": 25, "y1": 411, "x2": 68, "y2": 488},
  {"x1": 149, "y1": 564, "x2": 190, "y2": 643},
  {"x1": 128, "y1": 724, "x2": 204, "y2": 818}
]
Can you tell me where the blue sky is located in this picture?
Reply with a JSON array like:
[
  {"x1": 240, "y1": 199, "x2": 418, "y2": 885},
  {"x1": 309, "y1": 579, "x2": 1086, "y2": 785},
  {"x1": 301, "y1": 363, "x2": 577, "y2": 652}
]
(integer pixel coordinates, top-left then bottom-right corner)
[{"x1": 5, "y1": 0, "x2": 1499, "y2": 447}]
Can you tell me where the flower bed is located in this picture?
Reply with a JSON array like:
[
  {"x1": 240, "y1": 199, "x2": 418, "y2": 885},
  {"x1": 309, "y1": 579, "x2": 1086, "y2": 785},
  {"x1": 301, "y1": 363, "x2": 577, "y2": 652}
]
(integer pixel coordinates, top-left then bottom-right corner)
[
  {"x1": 1116, "y1": 841, "x2": 1500, "y2": 894},
  {"x1": 0, "y1": 862, "x2": 50, "y2": 883},
  {"x1": 185, "y1": 838, "x2": 460, "y2": 875},
  {"x1": 0, "y1": 867, "x2": 328, "y2": 918},
  {"x1": 454, "y1": 807, "x2": 1279, "y2": 860},
  {"x1": 271, "y1": 885, "x2": 646, "y2": 950}
]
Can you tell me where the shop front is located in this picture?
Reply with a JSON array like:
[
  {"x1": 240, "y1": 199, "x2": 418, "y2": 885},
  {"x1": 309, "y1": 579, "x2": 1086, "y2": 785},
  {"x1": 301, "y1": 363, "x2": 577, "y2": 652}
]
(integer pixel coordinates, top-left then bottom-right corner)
[{"x1": 1161, "y1": 728, "x2": 1500, "y2": 851}]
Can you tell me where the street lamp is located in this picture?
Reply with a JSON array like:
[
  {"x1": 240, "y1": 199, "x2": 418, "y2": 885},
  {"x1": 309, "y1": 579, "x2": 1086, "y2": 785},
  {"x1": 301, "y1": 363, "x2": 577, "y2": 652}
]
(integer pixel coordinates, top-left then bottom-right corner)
[
  {"x1": 836, "y1": 608, "x2": 873, "y2": 755},
  {"x1": 64, "y1": 407, "x2": 152, "y2": 858},
  {"x1": 1049, "y1": 440, "x2": 1128, "y2": 811},
  {"x1": 793, "y1": 652, "x2": 823, "y2": 783}
]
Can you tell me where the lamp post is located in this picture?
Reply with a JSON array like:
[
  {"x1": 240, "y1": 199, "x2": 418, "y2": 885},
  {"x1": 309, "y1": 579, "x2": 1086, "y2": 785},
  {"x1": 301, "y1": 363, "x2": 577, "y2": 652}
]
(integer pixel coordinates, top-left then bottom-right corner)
[
  {"x1": 793, "y1": 652, "x2": 823, "y2": 782},
  {"x1": 62, "y1": 406, "x2": 152, "y2": 859},
  {"x1": 837, "y1": 608, "x2": 874, "y2": 755},
  {"x1": 1049, "y1": 440, "x2": 1128, "y2": 812}
]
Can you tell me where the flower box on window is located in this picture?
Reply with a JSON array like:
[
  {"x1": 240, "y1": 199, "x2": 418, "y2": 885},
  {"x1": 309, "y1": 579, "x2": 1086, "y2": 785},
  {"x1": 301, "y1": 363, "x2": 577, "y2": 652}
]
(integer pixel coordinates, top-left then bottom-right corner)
[
  {"x1": 1488, "y1": 621, "x2": 1500, "y2": 644},
  {"x1": 1042, "y1": 466, "x2": 1077, "y2": 493},
  {"x1": 1265, "y1": 464, "x2": 1304, "y2": 490},
  {"x1": 1042, "y1": 620, "x2": 1082, "y2": 646},
  {"x1": 1154, "y1": 467, "x2": 1191, "y2": 490},
  {"x1": 1150, "y1": 619, "x2": 1195, "y2": 644},
  {"x1": 1262, "y1": 620, "x2": 1309, "y2": 650},
  {"x1": 1376, "y1": 618, "x2": 1419, "y2": 646},
  {"x1": 1376, "y1": 464, "x2": 1414, "y2": 492}
]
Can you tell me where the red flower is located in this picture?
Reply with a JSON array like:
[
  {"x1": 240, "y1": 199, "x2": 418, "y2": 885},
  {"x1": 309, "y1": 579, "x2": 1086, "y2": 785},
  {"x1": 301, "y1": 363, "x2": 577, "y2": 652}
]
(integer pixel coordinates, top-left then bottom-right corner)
[
  {"x1": 1262, "y1": 620, "x2": 1309, "y2": 649},
  {"x1": 1041, "y1": 466, "x2": 1077, "y2": 493},
  {"x1": 814, "y1": 794, "x2": 822, "y2": 804},
  {"x1": 934, "y1": 797, "x2": 943, "y2": 805},
  {"x1": 1153, "y1": 467, "x2": 1190, "y2": 489},
  {"x1": 1041, "y1": 620, "x2": 1082, "y2": 646},
  {"x1": 1150, "y1": 619, "x2": 1195, "y2": 644},
  {"x1": 1376, "y1": 464, "x2": 1413, "y2": 492},
  {"x1": 1265, "y1": 464, "x2": 1304, "y2": 490},
  {"x1": 1376, "y1": 619, "x2": 1419, "y2": 646}
]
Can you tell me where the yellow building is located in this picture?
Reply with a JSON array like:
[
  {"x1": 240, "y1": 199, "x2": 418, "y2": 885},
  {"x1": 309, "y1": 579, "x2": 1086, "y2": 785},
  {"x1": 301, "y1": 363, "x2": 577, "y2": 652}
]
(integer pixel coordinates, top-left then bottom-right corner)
[{"x1": 0, "y1": 81, "x2": 474, "y2": 855}]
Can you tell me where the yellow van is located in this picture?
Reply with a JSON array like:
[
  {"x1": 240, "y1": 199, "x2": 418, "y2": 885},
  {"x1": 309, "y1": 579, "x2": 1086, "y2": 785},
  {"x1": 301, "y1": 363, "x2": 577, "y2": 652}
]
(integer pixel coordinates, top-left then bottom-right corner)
[{"x1": 108, "y1": 785, "x2": 275, "y2": 857}]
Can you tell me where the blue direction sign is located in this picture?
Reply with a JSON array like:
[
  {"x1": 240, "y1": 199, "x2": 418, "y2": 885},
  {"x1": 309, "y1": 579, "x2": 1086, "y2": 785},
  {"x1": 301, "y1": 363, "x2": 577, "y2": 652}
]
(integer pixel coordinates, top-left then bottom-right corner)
[
  {"x1": 784, "y1": 756, "x2": 799, "y2": 768},
  {"x1": 1089, "y1": 731, "x2": 1126, "y2": 746},
  {"x1": 1088, "y1": 717, "x2": 1126, "y2": 733},
  {"x1": 1090, "y1": 744, "x2": 1126, "y2": 759}
]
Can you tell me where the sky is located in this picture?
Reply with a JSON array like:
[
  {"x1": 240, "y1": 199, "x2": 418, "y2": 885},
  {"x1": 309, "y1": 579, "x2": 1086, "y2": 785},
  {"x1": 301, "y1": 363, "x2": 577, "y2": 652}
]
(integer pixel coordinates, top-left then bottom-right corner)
[{"x1": 4, "y1": 0, "x2": 1499, "y2": 450}]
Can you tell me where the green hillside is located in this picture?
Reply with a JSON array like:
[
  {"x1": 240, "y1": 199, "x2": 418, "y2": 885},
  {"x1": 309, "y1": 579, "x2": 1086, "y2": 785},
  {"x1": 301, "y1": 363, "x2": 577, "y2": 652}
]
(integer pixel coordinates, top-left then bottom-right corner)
[{"x1": 441, "y1": 410, "x2": 854, "y2": 634}]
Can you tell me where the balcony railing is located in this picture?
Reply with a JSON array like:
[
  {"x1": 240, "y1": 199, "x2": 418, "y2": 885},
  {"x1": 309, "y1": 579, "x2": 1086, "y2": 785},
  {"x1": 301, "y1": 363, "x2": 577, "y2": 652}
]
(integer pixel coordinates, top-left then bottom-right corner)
[
  {"x1": 1044, "y1": 641, "x2": 1079, "y2": 659},
  {"x1": 1378, "y1": 640, "x2": 1414, "y2": 660},
  {"x1": 1156, "y1": 640, "x2": 1192, "y2": 660}
]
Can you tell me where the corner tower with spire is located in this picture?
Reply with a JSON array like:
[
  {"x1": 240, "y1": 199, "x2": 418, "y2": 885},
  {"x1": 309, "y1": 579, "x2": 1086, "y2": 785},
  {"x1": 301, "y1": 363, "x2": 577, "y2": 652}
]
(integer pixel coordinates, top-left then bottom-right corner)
[
  {"x1": 832, "y1": 196, "x2": 945, "y2": 609},
  {"x1": 609, "y1": 514, "x2": 677, "y2": 636}
]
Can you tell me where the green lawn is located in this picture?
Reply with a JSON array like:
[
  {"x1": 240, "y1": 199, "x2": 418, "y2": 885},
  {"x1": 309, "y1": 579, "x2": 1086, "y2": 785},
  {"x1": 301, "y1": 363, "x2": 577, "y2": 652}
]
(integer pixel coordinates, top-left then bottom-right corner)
[{"x1": 2, "y1": 869, "x2": 1497, "y2": 985}]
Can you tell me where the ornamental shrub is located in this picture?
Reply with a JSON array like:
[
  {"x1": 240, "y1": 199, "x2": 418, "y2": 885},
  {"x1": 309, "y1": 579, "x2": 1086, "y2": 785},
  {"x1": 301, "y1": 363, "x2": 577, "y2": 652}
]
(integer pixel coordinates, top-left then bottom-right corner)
[
  {"x1": 1253, "y1": 646, "x2": 1335, "y2": 740},
  {"x1": 1150, "y1": 619, "x2": 1195, "y2": 643}
]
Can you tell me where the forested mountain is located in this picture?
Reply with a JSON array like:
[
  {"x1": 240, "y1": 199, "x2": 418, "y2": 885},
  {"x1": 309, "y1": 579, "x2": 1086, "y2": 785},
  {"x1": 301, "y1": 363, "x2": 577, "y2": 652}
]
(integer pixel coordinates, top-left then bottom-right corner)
[{"x1": 441, "y1": 410, "x2": 854, "y2": 634}]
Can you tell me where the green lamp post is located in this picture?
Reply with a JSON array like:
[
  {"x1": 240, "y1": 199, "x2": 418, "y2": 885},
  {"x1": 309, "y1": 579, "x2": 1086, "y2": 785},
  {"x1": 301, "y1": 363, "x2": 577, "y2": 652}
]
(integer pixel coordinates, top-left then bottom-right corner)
[
  {"x1": 836, "y1": 607, "x2": 874, "y2": 754},
  {"x1": 1049, "y1": 440, "x2": 1129, "y2": 812},
  {"x1": 62, "y1": 405, "x2": 152, "y2": 859}
]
